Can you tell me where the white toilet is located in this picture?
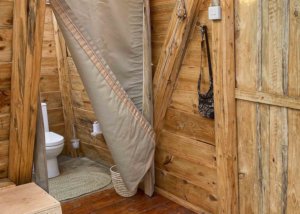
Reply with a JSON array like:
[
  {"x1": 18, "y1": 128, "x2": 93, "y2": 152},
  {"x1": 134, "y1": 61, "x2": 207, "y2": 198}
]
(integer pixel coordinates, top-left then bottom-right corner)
[{"x1": 41, "y1": 103, "x2": 65, "y2": 178}]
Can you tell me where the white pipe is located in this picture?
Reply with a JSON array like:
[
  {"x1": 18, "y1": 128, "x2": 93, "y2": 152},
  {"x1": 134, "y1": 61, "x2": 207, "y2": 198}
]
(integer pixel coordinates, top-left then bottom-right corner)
[{"x1": 41, "y1": 103, "x2": 50, "y2": 132}]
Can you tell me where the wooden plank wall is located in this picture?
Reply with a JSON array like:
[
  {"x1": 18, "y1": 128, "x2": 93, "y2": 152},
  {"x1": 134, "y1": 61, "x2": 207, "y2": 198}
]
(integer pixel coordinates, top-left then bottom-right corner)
[
  {"x1": 0, "y1": 3, "x2": 63, "y2": 181},
  {"x1": 44, "y1": 7, "x2": 113, "y2": 163},
  {"x1": 235, "y1": 0, "x2": 300, "y2": 213},
  {"x1": 8, "y1": 0, "x2": 46, "y2": 184},
  {"x1": 211, "y1": 0, "x2": 237, "y2": 213},
  {"x1": 67, "y1": 56, "x2": 114, "y2": 165},
  {"x1": 40, "y1": 6, "x2": 65, "y2": 136},
  {"x1": 54, "y1": 0, "x2": 217, "y2": 212},
  {"x1": 151, "y1": 0, "x2": 217, "y2": 213},
  {"x1": 0, "y1": 0, "x2": 13, "y2": 179}
]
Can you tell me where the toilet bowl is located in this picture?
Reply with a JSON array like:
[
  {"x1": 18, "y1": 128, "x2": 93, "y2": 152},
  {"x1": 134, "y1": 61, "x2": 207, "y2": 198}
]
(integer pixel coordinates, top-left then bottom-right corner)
[
  {"x1": 45, "y1": 132, "x2": 64, "y2": 178},
  {"x1": 41, "y1": 103, "x2": 65, "y2": 178}
]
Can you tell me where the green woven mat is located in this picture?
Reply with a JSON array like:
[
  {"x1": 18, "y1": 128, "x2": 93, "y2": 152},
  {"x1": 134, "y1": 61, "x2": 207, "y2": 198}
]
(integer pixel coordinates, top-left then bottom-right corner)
[{"x1": 49, "y1": 170, "x2": 111, "y2": 201}]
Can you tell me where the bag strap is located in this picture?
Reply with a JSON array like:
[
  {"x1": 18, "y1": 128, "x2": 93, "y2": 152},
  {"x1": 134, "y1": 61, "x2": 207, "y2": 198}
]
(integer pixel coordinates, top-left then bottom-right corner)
[
  {"x1": 202, "y1": 26, "x2": 213, "y2": 83},
  {"x1": 198, "y1": 25, "x2": 213, "y2": 95}
]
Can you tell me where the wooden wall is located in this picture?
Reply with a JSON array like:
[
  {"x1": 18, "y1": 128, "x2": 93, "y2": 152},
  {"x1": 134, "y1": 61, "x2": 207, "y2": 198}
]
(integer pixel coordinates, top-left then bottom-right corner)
[
  {"x1": 151, "y1": 0, "x2": 217, "y2": 213},
  {"x1": 0, "y1": 0, "x2": 13, "y2": 179},
  {"x1": 235, "y1": 0, "x2": 300, "y2": 213},
  {"x1": 47, "y1": 1, "x2": 300, "y2": 213},
  {"x1": 0, "y1": 1, "x2": 297, "y2": 213},
  {"x1": 0, "y1": 3, "x2": 63, "y2": 181},
  {"x1": 67, "y1": 56, "x2": 114, "y2": 165},
  {"x1": 40, "y1": 6, "x2": 65, "y2": 136},
  {"x1": 53, "y1": 0, "x2": 217, "y2": 212},
  {"x1": 44, "y1": 7, "x2": 113, "y2": 162}
]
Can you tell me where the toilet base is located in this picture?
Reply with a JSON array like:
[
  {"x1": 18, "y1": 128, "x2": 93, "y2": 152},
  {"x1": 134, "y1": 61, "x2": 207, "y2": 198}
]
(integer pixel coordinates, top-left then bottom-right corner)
[{"x1": 47, "y1": 158, "x2": 60, "y2": 178}]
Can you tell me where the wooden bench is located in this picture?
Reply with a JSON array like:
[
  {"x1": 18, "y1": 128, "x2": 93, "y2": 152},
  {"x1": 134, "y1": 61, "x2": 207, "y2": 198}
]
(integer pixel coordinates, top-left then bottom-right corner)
[{"x1": 0, "y1": 182, "x2": 62, "y2": 214}]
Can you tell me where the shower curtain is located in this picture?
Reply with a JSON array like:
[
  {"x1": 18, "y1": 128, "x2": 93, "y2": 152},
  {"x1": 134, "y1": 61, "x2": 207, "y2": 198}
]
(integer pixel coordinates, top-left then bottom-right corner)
[{"x1": 50, "y1": 0, "x2": 155, "y2": 192}]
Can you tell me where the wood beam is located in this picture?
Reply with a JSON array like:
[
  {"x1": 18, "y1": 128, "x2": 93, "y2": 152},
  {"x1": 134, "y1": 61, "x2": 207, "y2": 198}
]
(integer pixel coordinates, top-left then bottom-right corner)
[
  {"x1": 236, "y1": 89, "x2": 300, "y2": 111},
  {"x1": 9, "y1": 0, "x2": 46, "y2": 184},
  {"x1": 52, "y1": 12, "x2": 77, "y2": 157},
  {"x1": 153, "y1": 0, "x2": 201, "y2": 134},
  {"x1": 142, "y1": 0, "x2": 155, "y2": 197},
  {"x1": 212, "y1": 0, "x2": 238, "y2": 213}
]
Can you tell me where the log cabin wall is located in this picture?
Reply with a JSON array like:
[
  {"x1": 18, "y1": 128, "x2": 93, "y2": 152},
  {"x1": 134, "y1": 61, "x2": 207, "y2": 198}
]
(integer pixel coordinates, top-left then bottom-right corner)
[
  {"x1": 151, "y1": 0, "x2": 217, "y2": 213},
  {"x1": 0, "y1": 3, "x2": 62, "y2": 181},
  {"x1": 0, "y1": 0, "x2": 13, "y2": 179},
  {"x1": 40, "y1": 6, "x2": 65, "y2": 137},
  {"x1": 43, "y1": 7, "x2": 114, "y2": 162},
  {"x1": 52, "y1": 0, "x2": 217, "y2": 212},
  {"x1": 67, "y1": 55, "x2": 114, "y2": 164},
  {"x1": 235, "y1": 0, "x2": 300, "y2": 213}
]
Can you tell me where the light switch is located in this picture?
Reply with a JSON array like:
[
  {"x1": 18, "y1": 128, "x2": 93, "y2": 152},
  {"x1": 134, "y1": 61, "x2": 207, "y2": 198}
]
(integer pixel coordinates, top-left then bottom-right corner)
[{"x1": 208, "y1": 6, "x2": 222, "y2": 20}]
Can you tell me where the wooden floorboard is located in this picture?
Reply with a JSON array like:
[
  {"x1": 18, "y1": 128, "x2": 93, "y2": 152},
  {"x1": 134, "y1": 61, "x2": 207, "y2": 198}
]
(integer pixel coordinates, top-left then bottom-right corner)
[{"x1": 61, "y1": 188, "x2": 195, "y2": 214}]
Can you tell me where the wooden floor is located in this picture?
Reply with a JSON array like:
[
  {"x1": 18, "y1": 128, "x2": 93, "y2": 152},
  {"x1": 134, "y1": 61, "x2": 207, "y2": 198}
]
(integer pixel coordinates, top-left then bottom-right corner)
[{"x1": 61, "y1": 188, "x2": 195, "y2": 214}]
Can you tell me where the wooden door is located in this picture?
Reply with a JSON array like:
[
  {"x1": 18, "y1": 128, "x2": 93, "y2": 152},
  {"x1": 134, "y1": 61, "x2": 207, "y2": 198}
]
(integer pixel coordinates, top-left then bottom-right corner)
[{"x1": 214, "y1": 0, "x2": 300, "y2": 213}]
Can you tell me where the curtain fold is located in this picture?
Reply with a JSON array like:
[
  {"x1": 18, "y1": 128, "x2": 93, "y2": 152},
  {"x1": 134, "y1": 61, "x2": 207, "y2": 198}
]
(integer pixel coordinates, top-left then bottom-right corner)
[{"x1": 51, "y1": 0, "x2": 155, "y2": 192}]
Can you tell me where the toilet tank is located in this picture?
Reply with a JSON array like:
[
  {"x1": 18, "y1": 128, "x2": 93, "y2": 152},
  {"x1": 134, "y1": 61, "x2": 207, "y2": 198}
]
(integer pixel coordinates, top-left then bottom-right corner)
[{"x1": 41, "y1": 103, "x2": 50, "y2": 132}]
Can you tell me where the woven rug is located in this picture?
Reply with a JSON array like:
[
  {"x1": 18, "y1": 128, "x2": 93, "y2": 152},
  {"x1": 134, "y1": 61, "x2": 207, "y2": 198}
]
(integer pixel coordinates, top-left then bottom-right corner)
[{"x1": 49, "y1": 170, "x2": 111, "y2": 201}]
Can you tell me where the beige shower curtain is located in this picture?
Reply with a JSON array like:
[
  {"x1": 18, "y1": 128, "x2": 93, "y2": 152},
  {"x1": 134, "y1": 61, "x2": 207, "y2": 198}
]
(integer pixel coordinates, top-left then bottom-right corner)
[{"x1": 51, "y1": 0, "x2": 154, "y2": 193}]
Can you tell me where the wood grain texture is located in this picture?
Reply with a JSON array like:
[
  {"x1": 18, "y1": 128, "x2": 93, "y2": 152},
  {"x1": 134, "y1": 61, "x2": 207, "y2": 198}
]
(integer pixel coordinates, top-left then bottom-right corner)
[
  {"x1": 9, "y1": 0, "x2": 46, "y2": 184},
  {"x1": 157, "y1": 129, "x2": 216, "y2": 169},
  {"x1": 235, "y1": 1, "x2": 260, "y2": 213},
  {"x1": 0, "y1": 2, "x2": 13, "y2": 27},
  {"x1": 142, "y1": 0, "x2": 155, "y2": 196},
  {"x1": 237, "y1": 101, "x2": 259, "y2": 214},
  {"x1": 235, "y1": 0, "x2": 300, "y2": 214},
  {"x1": 61, "y1": 188, "x2": 195, "y2": 214},
  {"x1": 151, "y1": 0, "x2": 218, "y2": 212},
  {"x1": 153, "y1": 0, "x2": 201, "y2": 133},
  {"x1": 0, "y1": 140, "x2": 8, "y2": 178},
  {"x1": 0, "y1": 27, "x2": 12, "y2": 62},
  {"x1": 156, "y1": 168, "x2": 217, "y2": 213},
  {"x1": 0, "y1": 114, "x2": 9, "y2": 142},
  {"x1": 52, "y1": 11, "x2": 76, "y2": 157},
  {"x1": 0, "y1": 63, "x2": 11, "y2": 90},
  {"x1": 212, "y1": 0, "x2": 238, "y2": 213},
  {"x1": 163, "y1": 108, "x2": 215, "y2": 145},
  {"x1": 0, "y1": 0, "x2": 13, "y2": 180},
  {"x1": 286, "y1": 1, "x2": 300, "y2": 212},
  {"x1": 288, "y1": 0, "x2": 300, "y2": 98},
  {"x1": 150, "y1": 0, "x2": 175, "y2": 73},
  {"x1": 155, "y1": 148, "x2": 217, "y2": 194},
  {"x1": 0, "y1": 183, "x2": 62, "y2": 214},
  {"x1": 0, "y1": 89, "x2": 10, "y2": 115},
  {"x1": 236, "y1": 89, "x2": 300, "y2": 110},
  {"x1": 39, "y1": 7, "x2": 64, "y2": 138},
  {"x1": 0, "y1": 178, "x2": 15, "y2": 189},
  {"x1": 287, "y1": 109, "x2": 300, "y2": 213},
  {"x1": 155, "y1": 187, "x2": 210, "y2": 214}
]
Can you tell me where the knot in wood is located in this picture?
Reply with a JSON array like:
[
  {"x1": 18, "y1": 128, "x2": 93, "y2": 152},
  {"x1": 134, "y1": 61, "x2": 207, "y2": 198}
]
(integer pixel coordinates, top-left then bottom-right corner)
[
  {"x1": 176, "y1": 0, "x2": 187, "y2": 20},
  {"x1": 177, "y1": 8, "x2": 186, "y2": 19}
]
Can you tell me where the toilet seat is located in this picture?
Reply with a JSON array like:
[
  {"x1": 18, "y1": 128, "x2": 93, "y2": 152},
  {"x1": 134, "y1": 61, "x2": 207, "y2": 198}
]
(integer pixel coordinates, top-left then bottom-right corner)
[{"x1": 45, "y1": 132, "x2": 64, "y2": 147}]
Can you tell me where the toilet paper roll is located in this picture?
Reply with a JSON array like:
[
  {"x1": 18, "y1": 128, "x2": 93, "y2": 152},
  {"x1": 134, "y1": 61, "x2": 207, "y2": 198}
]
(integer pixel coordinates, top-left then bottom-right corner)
[{"x1": 93, "y1": 121, "x2": 101, "y2": 133}]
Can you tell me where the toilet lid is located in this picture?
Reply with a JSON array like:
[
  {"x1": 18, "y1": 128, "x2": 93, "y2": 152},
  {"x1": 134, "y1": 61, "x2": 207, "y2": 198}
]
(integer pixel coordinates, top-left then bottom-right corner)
[{"x1": 45, "y1": 132, "x2": 64, "y2": 147}]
